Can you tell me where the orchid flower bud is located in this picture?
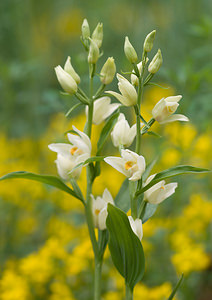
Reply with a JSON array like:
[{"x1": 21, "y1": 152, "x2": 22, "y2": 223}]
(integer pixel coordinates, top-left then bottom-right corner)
[
  {"x1": 148, "y1": 49, "x2": 163, "y2": 74},
  {"x1": 100, "y1": 57, "x2": 116, "y2": 85},
  {"x1": 128, "y1": 216, "x2": 143, "y2": 240},
  {"x1": 88, "y1": 38, "x2": 99, "y2": 64},
  {"x1": 81, "y1": 18, "x2": 90, "y2": 40},
  {"x1": 152, "y1": 95, "x2": 189, "y2": 124},
  {"x1": 92, "y1": 22, "x2": 103, "y2": 48},
  {"x1": 124, "y1": 36, "x2": 138, "y2": 64},
  {"x1": 54, "y1": 65, "x2": 77, "y2": 95},
  {"x1": 143, "y1": 30, "x2": 156, "y2": 52},
  {"x1": 64, "y1": 56, "x2": 80, "y2": 84}
]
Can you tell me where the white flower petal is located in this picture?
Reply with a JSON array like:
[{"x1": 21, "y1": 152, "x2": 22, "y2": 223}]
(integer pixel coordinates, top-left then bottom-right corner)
[
  {"x1": 48, "y1": 143, "x2": 72, "y2": 157},
  {"x1": 104, "y1": 156, "x2": 129, "y2": 177},
  {"x1": 160, "y1": 114, "x2": 189, "y2": 124}
]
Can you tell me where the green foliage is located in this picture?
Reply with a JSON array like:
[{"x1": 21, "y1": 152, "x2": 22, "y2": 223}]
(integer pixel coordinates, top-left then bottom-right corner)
[
  {"x1": 0, "y1": 171, "x2": 83, "y2": 202},
  {"x1": 106, "y1": 204, "x2": 145, "y2": 291},
  {"x1": 137, "y1": 165, "x2": 209, "y2": 196}
]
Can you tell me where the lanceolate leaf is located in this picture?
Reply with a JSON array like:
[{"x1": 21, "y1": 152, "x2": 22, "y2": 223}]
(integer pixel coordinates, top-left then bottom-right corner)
[
  {"x1": 69, "y1": 156, "x2": 106, "y2": 175},
  {"x1": 106, "y1": 204, "x2": 145, "y2": 290},
  {"x1": 142, "y1": 158, "x2": 158, "y2": 182},
  {"x1": 141, "y1": 203, "x2": 158, "y2": 223},
  {"x1": 97, "y1": 112, "x2": 119, "y2": 155},
  {"x1": 137, "y1": 165, "x2": 209, "y2": 196},
  {"x1": 167, "y1": 274, "x2": 184, "y2": 300},
  {"x1": 65, "y1": 103, "x2": 82, "y2": 118},
  {"x1": 114, "y1": 179, "x2": 130, "y2": 212},
  {"x1": 0, "y1": 171, "x2": 83, "y2": 202}
]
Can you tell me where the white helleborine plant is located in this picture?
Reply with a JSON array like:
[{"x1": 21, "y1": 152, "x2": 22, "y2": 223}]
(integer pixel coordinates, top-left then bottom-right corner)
[
  {"x1": 128, "y1": 216, "x2": 143, "y2": 240},
  {"x1": 152, "y1": 95, "x2": 189, "y2": 124},
  {"x1": 91, "y1": 188, "x2": 114, "y2": 230},
  {"x1": 48, "y1": 126, "x2": 91, "y2": 180},
  {"x1": 104, "y1": 149, "x2": 145, "y2": 181},
  {"x1": 111, "y1": 113, "x2": 137, "y2": 147},
  {"x1": 144, "y1": 174, "x2": 178, "y2": 204},
  {"x1": 85, "y1": 97, "x2": 120, "y2": 125},
  {"x1": 55, "y1": 57, "x2": 80, "y2": 94},
  {"x1": 106, "y1": 74, "x2": 137, "y2": 106}
]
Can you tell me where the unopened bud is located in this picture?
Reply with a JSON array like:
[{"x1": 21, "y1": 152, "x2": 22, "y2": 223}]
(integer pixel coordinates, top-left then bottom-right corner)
[
  {"x1": 100, "y1": 57, "x2": 116, "y2": 85},
  {"x1": 88, "y1": 38, "x2": 99, "y2": 64},
  {"x1": 148, "y1": 49, "x2": 163, "y2": 74},
  {"x1": 81, "y1": 19, "x2": 90, "y2": 40},
  {"x1": 92, "y1": 23, "x2": 103, "y2": 48},
  {"x1": 124, "y1": 36, "x2": 138, "y2": 64},
  {"x1": 143, "y1": 30, "x2": 156, "y2": 52},
  {"x1": 55, "y1": 66, "x2": 77, "y2": 95},
  {"x1": 64, "y1": 56, "x2": 80, "y2": 84}
]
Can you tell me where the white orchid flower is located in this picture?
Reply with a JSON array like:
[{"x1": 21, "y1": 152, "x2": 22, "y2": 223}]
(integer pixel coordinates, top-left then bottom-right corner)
[
  {"x1": 144, "y1": 174, "x2": 178, "y2": 204},
  {"x1": 128, "y1": 216, "x2": 143, "y2": 240},
  {"x1": 91, "y1": 188, "x2": 114, "y2": 230},
  {"x1": 111, "y1": 113, "x2": 138, "y2": 147},
  {"x1": 85, "y1": 97, "x2": 120, "y2": 125},
  {"x1": 48, "y1": 126, "x2": 91, "y2": 180},
  {"x1": 131, "y1": 58, "x2": 149, "y2": 86},
  {"x1": 104, "y1": 149, "x2": 145, "y2": 181},
  {"x1": 152, "y1": 95, "x2": 189, "y2": 124},
  {"x1": 106, "y1": 74, "x2": 137, "y2": 106}
]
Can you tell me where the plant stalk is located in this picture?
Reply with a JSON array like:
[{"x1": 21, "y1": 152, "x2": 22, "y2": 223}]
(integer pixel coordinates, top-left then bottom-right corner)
[{"x1": 126, "y1": 283, "x2": 133, "y2": 300}]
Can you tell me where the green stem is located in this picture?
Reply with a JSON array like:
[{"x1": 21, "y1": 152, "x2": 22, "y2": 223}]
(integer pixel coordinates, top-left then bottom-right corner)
[
  {"x1": 85, "y1": 167, "x2": 98, "y2": 257},
  {"x1": 94, "y1": 258, "x2": 102, "y2": 300},
  {"x1": 85, "y1": 62, "x2": 103, "y2": 300},
  {"x1": 126, "y1": 284, "x2": 133, "y2": 300},
  {"x1": 129, "y1": 181, "x2": 137, "y2": 219},
  {"x1": 135, "y1": 51, "x2": 147, "y2": 155}
]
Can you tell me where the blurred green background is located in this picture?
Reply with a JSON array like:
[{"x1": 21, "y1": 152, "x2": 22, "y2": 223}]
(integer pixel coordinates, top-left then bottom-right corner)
[{"x1": 0, "y1": 0, "x2": 211, "y2": 299}]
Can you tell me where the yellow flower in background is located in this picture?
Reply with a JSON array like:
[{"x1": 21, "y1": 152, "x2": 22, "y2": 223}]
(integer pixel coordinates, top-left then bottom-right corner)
[{"x1": 0, "y1": 270, "x2": 30, "y2": 300}]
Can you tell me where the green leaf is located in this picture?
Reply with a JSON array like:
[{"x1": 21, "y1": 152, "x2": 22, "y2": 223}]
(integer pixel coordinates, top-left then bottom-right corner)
[
  {"x1": 137, "y1": 165, "x2": 209, "y2": 196},
  {"x1": 0, "y1": 171, "x2": 83, "y2": 202},
  {"x1": 146, "y1": 131, "x2": 162, "y2": 138},
  {"x1": 106, "y1": 204, "x2": 145, "y2": 290},
  {"x1": 114, "y1": 179, "x2": 130, "y2": 212},
  {"x1": 69, "y1": 156, "x2": 106, "y2": 175},
  {"x1": 167, "y1": 274, "x2": 184, "y2": 300},
  {"x1": 65, "y1": 103, "x2": 82, "y2": 118},
  {"x1": 98, "y1": 229, "x2": 109, "y2": 258},
  {"x1": 96, "y1": 112, "x2": 119, "y2": 155},
  {"x1": 141, "y1": 203, "x2": 158, "y2": 223},
  {"x1": 146, "y1": 82, "x2": 169, "y2": 89},
  {"x1": 70, "y1": 178, "x2": 85, "y2": 202},
  {"x1": 142, "y1": 158, "x2": 158, "y2": 182}
]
